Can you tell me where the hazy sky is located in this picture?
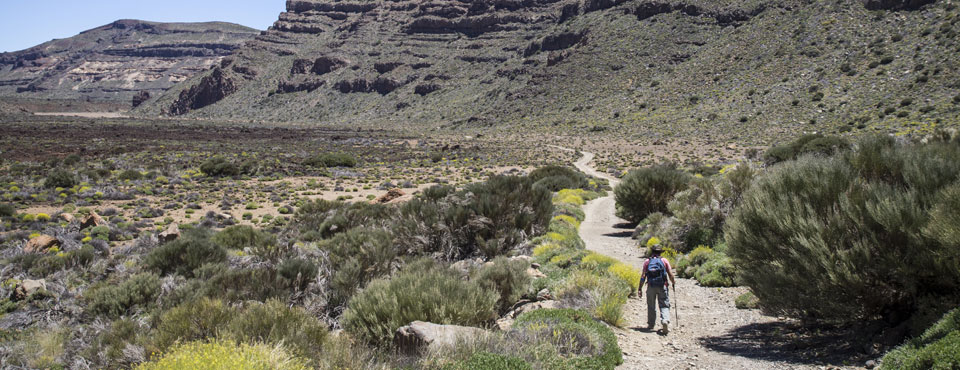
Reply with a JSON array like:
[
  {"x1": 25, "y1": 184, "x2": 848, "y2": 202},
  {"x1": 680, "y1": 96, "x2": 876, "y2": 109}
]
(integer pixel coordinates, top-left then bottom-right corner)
[{"x1": 0, "y1": 1, "x2": 286, "y2": 52}]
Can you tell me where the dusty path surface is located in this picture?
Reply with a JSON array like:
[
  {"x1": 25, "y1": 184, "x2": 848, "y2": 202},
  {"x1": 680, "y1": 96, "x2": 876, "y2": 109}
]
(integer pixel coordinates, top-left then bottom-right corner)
[{"x1": 559, "y1": 147, "x2": 826, "y2": 370}]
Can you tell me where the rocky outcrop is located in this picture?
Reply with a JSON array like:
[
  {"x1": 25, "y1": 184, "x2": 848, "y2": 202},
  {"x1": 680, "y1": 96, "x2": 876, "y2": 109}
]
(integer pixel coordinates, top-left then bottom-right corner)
[
  {"x1": 394, "y1": 321, "x2": 488, "y2": 353},
  {"x1": 861, "y1": 0, "x2": 936, "y2": 10},
  {"x1": 169, "y1": 67, "x2": 238, "y2": 114},
  {"x1": 158, "y1": 223, "x2": 180, "y2": 243},
  {"x1": 132, "y1": 91, "x2": 151, "y2": 107},
  {"x1": 0, "y1": 20, "x2": 258, "y2": 110},
  {"x1": 24, "y1": 235, "x2": 59, "y2": 254},
  {"x1": 81, "y1": 212, "x2": 108, "y2": 230}
]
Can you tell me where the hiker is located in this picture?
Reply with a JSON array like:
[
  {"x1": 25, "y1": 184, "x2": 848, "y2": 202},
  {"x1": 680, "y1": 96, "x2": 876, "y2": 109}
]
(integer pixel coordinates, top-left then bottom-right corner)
[{"x1": 638, "y1": 243, "x2": 676, "y2": 334}]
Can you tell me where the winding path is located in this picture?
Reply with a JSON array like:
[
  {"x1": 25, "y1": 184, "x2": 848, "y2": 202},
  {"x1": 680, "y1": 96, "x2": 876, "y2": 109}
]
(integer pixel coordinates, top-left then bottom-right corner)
[{"x1": 559, "y1": 147, "x2": 822, "y2": 370}]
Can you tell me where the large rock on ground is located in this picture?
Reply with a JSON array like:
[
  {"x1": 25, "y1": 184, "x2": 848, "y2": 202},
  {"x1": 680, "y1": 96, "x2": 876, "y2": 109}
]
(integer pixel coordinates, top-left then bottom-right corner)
[
  {"x1": 158, "y1": 223, "x2": 180, "y2": 243},
  {"x1": 11, "y1": 279, "x2": 46, "y2": 301},
  {"x1": 496, "y1": 300, "x2": 559, "y2": 331},
  {"x1": 81, "y1": 212, "x2": 107, "y2": 229},
  {"x1": 24, "y1": 235, "x2": 59, "y2": 253},
  {"x1": 394, "y1": 321, "x2": 487, "y2": 353},
  {"x1": 375, "y1": 188, "x2": 405, "y2": 203}
]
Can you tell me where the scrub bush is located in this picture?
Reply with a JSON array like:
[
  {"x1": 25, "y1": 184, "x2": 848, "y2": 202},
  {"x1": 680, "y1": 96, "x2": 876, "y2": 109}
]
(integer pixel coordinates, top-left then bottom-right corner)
[
  {"x1": 529, "y1": 166, "x2": 589, "y2": 191},
  {"x1": 727, "y1": 135, "x2": 960, "y2": 326},
  {"x1": 881, "y1": 308, "x2": 960, "y2": 370},
  {"x1": 615, "y1": 165, "x2": 690, "y2": 223},
  {"x1": 86, "y1": 272, "x2": 162, "y2": 318},
  {"x1": 473, "y1": 256, "x2": 532, "y2": 313},
  {"x1": 44, "y1": 169, "x2": 76, "y2": 189},
  {"x1": 304, "y1": 153, "x2": 357, "y2": 168},
  {"x1": 199, "y1": 156, "x2": 240, "y2": 177},
  {"x1": 136, "y1": 340, "x2": 308, "y2": 370},
  {"x1": 323, "y1": 228, "x2": 397, "y2": 308},
  {"x1": 212, "y1": 225, "x2": 275, "y2": 251},
  {"x1": 145, "y1": 228, "x2": 226, "y2": 278},
  {"x1": 342, "y1": 258, "x2": 498, "y2": 345}
]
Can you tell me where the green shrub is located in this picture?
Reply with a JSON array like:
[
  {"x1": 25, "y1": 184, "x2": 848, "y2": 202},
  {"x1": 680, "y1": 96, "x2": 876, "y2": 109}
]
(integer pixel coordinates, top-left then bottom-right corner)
[
  {"x1": 304, "y1": 152, "x2": 358, "y2": 168},
  {"x1": 199, "y1": 156, "x2": 240, "y2": 177},
  {"x1": 168, "y1": 265, "x2": 301, "y2": 305},
  {"x1": 44, "y1": 169, "x2": 76, "y2": 189},
  {"x1": 727, "y1": 136, "x2": 960, "y2": 326},
  {"x1": 277, "y1": 258, "x2": 318, "y2": 292},
  {"x1": 513, "y1": 309, "x2": 622, "y2": 369},
  {"x1": 763, "y1": 134, "x2": 850, "y2": 165},
  {"x1": 553, "y1": 270, "x2": 631, "y2": 326},
  {"x1": 394, "y1": 177, "x2": 553, "y2": 260},
  {"x1": 529, "y1": 165, "x2": 589, "y2": 190},
  {"x1": 145, "y1": 228, "x2": 226, "y2": 278},
  {"x1": 442, "y1": 352, "x2": 532, "y2": 370},
  {"x1": 89, "y1": 318, "x2": 149, "y2": 369},
  {"x1": 294, "y1": 199, "x2": 394, "y2": 239},
  {"x1": 212, "y1": 225, "x2": 275, "y2": 251},
  {"x1": 534, "y1": 175, "x2": 578, "y2": 192},
  {"x1": 342, "y1": 258, "x2": 498, "y2": 345},
  {"x1": 0, "y1": 203, "x2": 14, "y2": 218},
  {"x1": 881, "y1": 308, "x2": 960, "y2": 370},
  {"x1": 735, "y1": 292, "x2": 759, "y2": 309},
  {"x1": 227, "y1": 299, "x2": 328, "y2": 363},
  {"x1": 473, "y1": 256, "x2": 532, "y2": 314},
  {"x1": 117, "y1": 170, "x2": 142, "y2": 181},
  {"x1": 86, "y1": 273, "x2": 162, "y2": 318},
  {"x1": 323, "y1": 228, "x2": 396, "y2": 309},
  {"x1": 152, "y1": 297, "x2": 236, "y2": 352},
  {"x1": 29, "y1": 245, "x2": 96, "y2": 277},
  {"x1": 615, "y1": 165, "x2": 690, "y2": 223}
]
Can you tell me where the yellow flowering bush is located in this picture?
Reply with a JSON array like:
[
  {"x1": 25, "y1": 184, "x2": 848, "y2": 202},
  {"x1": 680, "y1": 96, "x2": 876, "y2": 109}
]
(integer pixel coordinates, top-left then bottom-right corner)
[
  {"x1": 608, "y1": 263, "x2": 642, "y2": 292},
  {"x1": 645, "y1": 237, "x2": 661, "y2": 248},
  {"x1": 136, "y1": 340, "x2": 308, "y2": 370},
  {"x1": 552, "y1": 214, "x2": 581, "y2": 229},
  {"x1": 580, "y1": 252, "x2": 618, "y2": 271},
  {"x1": 36, "y1": 213, "x2": 51, "y2": 222},
  {"x1": 533, "y1": 243, "x2": 560, "y2": 257}
]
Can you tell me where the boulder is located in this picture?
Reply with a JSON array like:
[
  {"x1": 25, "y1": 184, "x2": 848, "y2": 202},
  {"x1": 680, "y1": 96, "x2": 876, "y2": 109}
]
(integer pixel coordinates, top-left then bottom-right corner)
[
  {"x1": 11, "y1": 279, "x2": 46, "y2": 301},
  {"x1": 59, "y1": 213, "x2": 75, "y2": 223},
  {"x1": 159, "y1": 223, "x2": 180, "y2": 243},
  {"x1": 496, "y1": 300, "x2": 559, "y2": 331},
  {"x1": 376, "y1": 188, "x2": 405, "y2": 203},
  {"x1": 526, "y1": 267, "x2": 547, "y2": 279},
  {"x1": 394, "y1": 321, "x2": 487, "y2": 353},
  {"x1": 536, "y1": 288, "x2": 553, "y2": 301},
  {"x1": 24, "y1": 235, "x2": 59, "y2": 253},
  {"x1": 81, "y1": 212, "x2": 107, "y2": 229}
]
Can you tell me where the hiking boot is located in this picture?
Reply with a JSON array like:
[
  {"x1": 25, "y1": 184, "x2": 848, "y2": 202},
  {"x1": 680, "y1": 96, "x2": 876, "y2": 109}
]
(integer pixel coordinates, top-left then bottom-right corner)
[{"x1": 661, "y1": 322, "x2": 669, "y2": 335}]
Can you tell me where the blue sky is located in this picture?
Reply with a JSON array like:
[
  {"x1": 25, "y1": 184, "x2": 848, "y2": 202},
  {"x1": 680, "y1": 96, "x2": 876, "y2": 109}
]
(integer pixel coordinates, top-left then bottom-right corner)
[{"x1": 0, "y1": 1, "x2": 285, "y2": 52}]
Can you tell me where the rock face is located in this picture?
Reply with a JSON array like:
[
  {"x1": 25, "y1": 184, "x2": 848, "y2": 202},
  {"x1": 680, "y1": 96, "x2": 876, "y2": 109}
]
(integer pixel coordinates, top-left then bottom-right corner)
[
  {"x1": 394, "y1": 321, "x2": 488, "y2": 353},
  {"x1": 861, "y1": 0, "x2": 936, "y2": 10},
  {"x1": 24, "y1": 235, "x2": 59, "y2": 253},
  {"x1": 0, "y1": 20, "x2": 258, "y2": 111},
  {"x1": 138, "y1": 0, "x2": 960, "y2": 137}
]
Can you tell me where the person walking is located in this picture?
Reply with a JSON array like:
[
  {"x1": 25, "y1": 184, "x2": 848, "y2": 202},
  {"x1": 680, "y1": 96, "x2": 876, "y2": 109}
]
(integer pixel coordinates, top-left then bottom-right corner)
[{"x1": 638, "y1": 243, "x2": 676, "y2": 334}]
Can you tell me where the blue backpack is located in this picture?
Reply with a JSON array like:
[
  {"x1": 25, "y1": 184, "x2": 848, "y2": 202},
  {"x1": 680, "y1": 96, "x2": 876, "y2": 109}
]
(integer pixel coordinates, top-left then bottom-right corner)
[{"x1": 647, "y1": 257, "x2": 666, "y2": 287}]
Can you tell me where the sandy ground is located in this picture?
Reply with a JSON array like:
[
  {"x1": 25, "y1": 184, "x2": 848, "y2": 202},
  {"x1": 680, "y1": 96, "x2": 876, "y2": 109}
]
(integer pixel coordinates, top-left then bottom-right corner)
[{"x1": 563, "y1": 147, "x2": 831, "y2": 370}]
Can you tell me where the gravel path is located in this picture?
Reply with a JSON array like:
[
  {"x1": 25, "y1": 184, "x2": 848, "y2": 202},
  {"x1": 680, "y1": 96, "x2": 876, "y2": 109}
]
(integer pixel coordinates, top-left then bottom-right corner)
[{"x1": 560, "y1": 147, "x2": 826, "y2": 370}]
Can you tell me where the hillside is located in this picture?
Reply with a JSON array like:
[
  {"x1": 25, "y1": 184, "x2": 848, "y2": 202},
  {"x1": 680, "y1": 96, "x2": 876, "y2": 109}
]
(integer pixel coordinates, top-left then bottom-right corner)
[
  {"x1": 137, "y1": 0, "x2": 960, "y2": 142},
  {"x1": 0, "y1": 20, "x2": 259, "y2": 111}
]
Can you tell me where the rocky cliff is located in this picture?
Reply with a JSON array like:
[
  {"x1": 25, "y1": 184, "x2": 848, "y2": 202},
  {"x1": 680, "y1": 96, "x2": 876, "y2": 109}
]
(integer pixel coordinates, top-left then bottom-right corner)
[
  {"x1": 0, "y1": 20, "x2": 258, "y2": 111},
  {"x1": 140, "y1": 0, "x2": 959, "y2": 141}
]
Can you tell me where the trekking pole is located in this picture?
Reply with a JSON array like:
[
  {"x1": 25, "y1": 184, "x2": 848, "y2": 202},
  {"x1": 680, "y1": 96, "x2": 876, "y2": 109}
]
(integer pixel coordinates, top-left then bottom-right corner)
[{"x1": 674, "y1": 284, "x2": 680, "y2": 333}]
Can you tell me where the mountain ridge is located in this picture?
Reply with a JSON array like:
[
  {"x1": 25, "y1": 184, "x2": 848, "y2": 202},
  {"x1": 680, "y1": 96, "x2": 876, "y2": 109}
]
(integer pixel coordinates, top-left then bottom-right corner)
[{"x1": 0, "y1": 19, "x2": 259, "y2": 111}]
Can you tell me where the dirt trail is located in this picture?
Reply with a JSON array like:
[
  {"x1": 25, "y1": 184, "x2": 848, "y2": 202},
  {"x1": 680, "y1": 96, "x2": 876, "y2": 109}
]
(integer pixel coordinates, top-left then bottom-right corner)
[{"x1": 560, "y1": 147, "x2": 823, "y2": 370}]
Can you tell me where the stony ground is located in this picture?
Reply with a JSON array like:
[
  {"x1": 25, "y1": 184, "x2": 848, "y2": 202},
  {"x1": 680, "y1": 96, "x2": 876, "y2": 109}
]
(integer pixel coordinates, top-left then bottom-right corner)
[{"x1": 566, "y1": 148, "x2": 856, "y2": 370}]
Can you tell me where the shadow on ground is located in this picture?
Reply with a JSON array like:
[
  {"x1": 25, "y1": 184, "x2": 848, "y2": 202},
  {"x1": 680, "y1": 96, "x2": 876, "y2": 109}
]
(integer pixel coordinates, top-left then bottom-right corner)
[{"x1": 699, "y1": 321, "x2": 868, "y2": 366}]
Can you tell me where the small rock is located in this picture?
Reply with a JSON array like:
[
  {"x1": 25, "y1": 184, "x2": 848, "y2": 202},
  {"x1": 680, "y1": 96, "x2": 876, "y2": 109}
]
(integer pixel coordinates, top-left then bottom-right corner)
[
  {"x1": 496, "y1": 317, "x2": 514, "y2": 331},
  {"x1": 531, "y1": 262, "x2": 541, "y2": 269},
  {"x1": 11, "y1": 279, "x2": 46, "y2": 301},
  {"x1": 536, "y1": 288, "x2": 552, "y2": 301},
  {"x1": 159, "y1": 223, "x2": 180, "y2": 243},
  {"x1": 526, "y1": 267, "x2": 546, "y2": 279},
  {"x1": 59, "y1": 213, "x2": 75, "y2": 223},
  {"x1": 24, "y1": 235, "x2": 59, "y2": 254},
  {"x1": 865, "y1": 360, "x2": 877, "y2": 369}
]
